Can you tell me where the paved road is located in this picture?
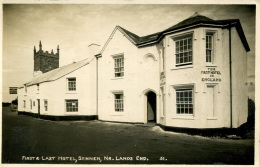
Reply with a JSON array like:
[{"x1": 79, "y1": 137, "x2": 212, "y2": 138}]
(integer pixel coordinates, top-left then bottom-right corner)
[{"x1": 2, "y1": 107, "x2": 254, "y2": 164}]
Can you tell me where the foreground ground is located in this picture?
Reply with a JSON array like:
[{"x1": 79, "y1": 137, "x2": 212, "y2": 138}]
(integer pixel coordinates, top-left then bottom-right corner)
[{"x1": 2, "y1": 107, "x2": 254, "y2": 164}]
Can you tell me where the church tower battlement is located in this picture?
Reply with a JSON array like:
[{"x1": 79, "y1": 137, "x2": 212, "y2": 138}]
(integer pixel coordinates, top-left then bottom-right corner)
[{"x1": 34, "y1": 41, "x2": 60, "y2": 73}]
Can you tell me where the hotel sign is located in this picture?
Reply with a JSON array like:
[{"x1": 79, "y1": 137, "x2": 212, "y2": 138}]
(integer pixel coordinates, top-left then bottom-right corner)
[{"x1": 201, "y1": 67, "x2": 221, "y2": 82}]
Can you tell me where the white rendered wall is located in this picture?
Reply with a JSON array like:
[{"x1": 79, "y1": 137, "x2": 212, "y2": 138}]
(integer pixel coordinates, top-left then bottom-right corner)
[
  {"x1": 17, "y1": 60, "x2": 97, "y2": 117},
  {"x1": 162, "y1": 27, "x2": 232, "y2": 128}
]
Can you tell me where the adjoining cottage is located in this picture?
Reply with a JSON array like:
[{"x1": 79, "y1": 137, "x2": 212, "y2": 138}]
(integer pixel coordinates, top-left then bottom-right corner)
[{"x1": 18, "y1": 12, "x2": 249, "y2": 128}]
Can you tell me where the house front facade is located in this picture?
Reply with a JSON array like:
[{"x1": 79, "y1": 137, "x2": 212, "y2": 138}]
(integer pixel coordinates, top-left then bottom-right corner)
[
  {"x1": 18, "y1": 12, "x2": 249, "y2": 129},
  {"x1": 97, "y1": 12, "x2": 249, "y2": 128}
]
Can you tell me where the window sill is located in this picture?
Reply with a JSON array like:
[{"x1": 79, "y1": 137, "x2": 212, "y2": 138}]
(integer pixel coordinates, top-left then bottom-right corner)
[
  {"x1": 171, "y1": 65, "x2": 193, "y2": 70},
  {"x1": 205, "y1": 65, "x2": 217, "y2": 67},
  {"x1": 111, "y1": 77, "x2": 124, "y2": 80},
  {"x1": 110, "y1": 112, "x2": 124, "y2": 116},
  {"x1": 207, "y1": 117, "x2": 217, "y2": 120},
  {"x1": 65, "y1": 112, "x2": 79, "y2": 115},
  {"x1": 65, "y1": 92, "x2": 77, "y2": 94},
  {"x1": 172, "y1": 115, "x2": 195, "y2": 120}
]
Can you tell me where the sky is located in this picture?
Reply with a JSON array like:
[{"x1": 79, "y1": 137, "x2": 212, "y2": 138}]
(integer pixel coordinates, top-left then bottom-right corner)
[{"x1": 2, "y1": 4, "x2": 256, "y2": 102}]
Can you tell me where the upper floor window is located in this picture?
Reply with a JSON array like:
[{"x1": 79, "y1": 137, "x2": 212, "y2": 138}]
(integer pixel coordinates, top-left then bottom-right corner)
[
  {"x1": 114, "y1": 56, "x2": 124, "y2": 77},
  {"x1": 114, "y1": 93, "x2": 124, "y2": 112},
  {"x1": 175, "y1": 36, "x2": 192, "y2": 67},
  {"x1": 25, "y1": 86, "x2": 27, "y2": 93},
  {"x1": 37, "y1": 84, "x2": 40, "y2": 91},
  {"x1": 206, "y1": 33, "x2": 214, "y2": 63},
  {"x1": 67, "y1": 78, "x2": 76, "y2": 91},
  {"x1": 66, "y1": 99, "x2": 78, "y2": 112}
]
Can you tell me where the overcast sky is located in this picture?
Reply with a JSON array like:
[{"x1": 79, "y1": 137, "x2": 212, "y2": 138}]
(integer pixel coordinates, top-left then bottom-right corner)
[{"x1": 2, "y1": 4, "x2": 256, "y2": 102}]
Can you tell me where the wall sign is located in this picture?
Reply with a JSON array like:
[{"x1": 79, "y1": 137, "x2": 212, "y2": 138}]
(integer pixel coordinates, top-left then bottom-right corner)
[{"x1": 201, "y1": 67, "x2": 221, "y2": 82}]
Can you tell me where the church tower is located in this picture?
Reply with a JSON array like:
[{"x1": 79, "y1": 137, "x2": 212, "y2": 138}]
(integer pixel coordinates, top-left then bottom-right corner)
[{"x1": 34, "y1": 41, "x2": 60, "y2": 74}]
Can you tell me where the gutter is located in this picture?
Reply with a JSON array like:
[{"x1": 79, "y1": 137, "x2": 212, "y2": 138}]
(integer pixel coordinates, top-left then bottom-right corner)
[
  {"x1": 228, "y1": 23, "x2": 233, "y2": 128},
  {"x1": 94, "y1": 53, "x2": 102, "y2": 117}
]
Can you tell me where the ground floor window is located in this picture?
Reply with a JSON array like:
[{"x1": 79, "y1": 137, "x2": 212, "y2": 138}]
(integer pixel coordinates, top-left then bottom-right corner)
[
  {"x1": 44, "y1": 100, "x2": 48, "y2": 111},
  {"x1": 30, "y1": 100, "x2": 32, "y2": 109},
  {"x1": 114, "y1": 94, "x2": 124, "y2": 112},
  {"x1": 176, "y1": 89, "x2": 193, "y2": 114},
  {"x1": 23, "y1": 100, "x2": 26, "y2": 108},
  {"x1": 66, "y1": 100, "x2": 78, "y2": 112}
]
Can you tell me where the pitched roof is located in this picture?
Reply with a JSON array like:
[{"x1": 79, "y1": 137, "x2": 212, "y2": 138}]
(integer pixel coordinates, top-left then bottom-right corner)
[
  {"x1": 26, "y1": 58, "x2": 92, "y2": 86},
  {"x1": 114, "y1": 12, "x2": 250, "y2": 51}
]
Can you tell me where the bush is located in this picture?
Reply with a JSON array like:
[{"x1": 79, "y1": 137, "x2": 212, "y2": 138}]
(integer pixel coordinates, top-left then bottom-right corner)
[{"x1": 11, "y1": 98, "x2": 18, "y2": 105}]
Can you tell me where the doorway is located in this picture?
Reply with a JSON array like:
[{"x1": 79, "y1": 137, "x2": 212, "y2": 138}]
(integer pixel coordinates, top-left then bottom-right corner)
[
  {"x1": 37, "y1": 99, "x2": 40, "y2": 117},
  {"x1": 146, "y1": 91, "x2": 156, "y2": 122}
]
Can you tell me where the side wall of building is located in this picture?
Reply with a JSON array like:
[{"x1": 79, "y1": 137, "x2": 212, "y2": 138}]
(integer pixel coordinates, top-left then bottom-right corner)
[{"x1": 231, "y1": 27, "x2": 248, "y2": 128}]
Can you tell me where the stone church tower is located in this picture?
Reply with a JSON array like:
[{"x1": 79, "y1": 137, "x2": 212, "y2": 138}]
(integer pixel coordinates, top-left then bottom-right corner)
[{"x1": 34, "y1": 41, "x2": 59, "y2": 74}]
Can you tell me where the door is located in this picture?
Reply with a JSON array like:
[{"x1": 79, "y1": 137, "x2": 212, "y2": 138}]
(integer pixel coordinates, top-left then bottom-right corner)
[{"x1": 37, "y1": 99, "x2": 40, "y2": 117}]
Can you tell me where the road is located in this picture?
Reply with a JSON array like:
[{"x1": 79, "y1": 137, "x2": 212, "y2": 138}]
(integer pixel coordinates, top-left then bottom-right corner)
[{"x1": 2, "y1": 107, "x2": 254, "y2": 164}]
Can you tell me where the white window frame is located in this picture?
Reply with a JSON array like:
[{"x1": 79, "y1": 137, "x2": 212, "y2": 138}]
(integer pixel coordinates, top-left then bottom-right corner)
[
  {"x1": 206, "y1": 32, "x2": 215, "y2": 64},
  {"x1": 23, "y1": 100, "x2": 26, "y2": 108},
  {"x1": 176, "y1": 89, "x2": 193, "y2": 115},
  {"x1": 114, "y1": 93, "x2": 124, "y2": 112},
  {"x1": 30, "y1": 99, "x2": 32, "y2": 110},
  {"x1": 173, "y1": 33, "x2": 193, "y2": 67},
  {"x1": 65, "y1": 99, "x2": 78, "y2": 112},
  {"x1": 67, "y1": 78, "x2": 76, "y2": 91},
  {"x1": 113, "y1": 54, "x2": 124, "y2": 78},
  {"x1": 171, "y1": 84, "x2": 195, "y2": 119},
  {"x1": 44, "y1": 99, "x2": 48, "y2": 112}
]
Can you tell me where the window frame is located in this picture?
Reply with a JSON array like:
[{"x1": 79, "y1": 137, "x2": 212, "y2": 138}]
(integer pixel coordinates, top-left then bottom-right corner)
[
  {"x1": 175, "y1": 89, "x2": 194, "y2": 115},
  {"x1": 44, "y1": 99, "x2": 48, "y2": 112},
  {"x1": 67, "y1": 78, "x2": 76, "y2": 92},
  {"x1": 65, "y1": 99, "x2": 78, "y2": 112},
  {"x1": 172, "y1": 32, "x2": 194, "y2": 67},
  {"x1": 206, "y1": 32, "x2": 215, "y2": 64},
  {"x1": 114, "y1": 93, "x2": 124, "y2": 112},
  {"x1": 113, "y1": 54, "x2": 124, "y2": 78},
  {"x1": 23, "y1": 100, "x2": 26, "y2": 108}
]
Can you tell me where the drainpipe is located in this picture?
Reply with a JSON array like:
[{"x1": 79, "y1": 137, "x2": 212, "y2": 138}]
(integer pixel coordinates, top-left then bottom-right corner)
[
  {"x1": 228, "y1": 23, "x2": 233, "y2": 128},
  {"x1": 94, "y1": 53, "x2": 102, "y2": 118}
]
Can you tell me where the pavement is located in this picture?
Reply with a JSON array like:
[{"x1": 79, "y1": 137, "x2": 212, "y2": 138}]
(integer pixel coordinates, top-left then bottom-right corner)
[{"x1": 2, "y1": 107, "x2": 254, "y2": 164}]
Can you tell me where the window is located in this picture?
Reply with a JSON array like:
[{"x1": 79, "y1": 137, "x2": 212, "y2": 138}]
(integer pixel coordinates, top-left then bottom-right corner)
[
  {"x1": 30, "y1": 100, "x2": 32, "y2": 109},
  {"x1": 23, "y1": 100, "x2": 26, "y2": 108},
  {"x1": 9, "y1": 87, "x2": 17, "y2": 94},
  {"x1": 25, "y1": 86, "x2": 27, "y2": 93},
  {"x1": 37, "y1": 84, "x2": 39, "y2": 91},
  {"x1": 66, "y1": 100, "x2": 78, "y2": 112},
  {"x1": 44, "y1": 100, "x2": 48, "y2": 111},
  {"x1": 33, "y1": 101, "x2": 35, "y2": 106},
  {"x1": 206, "y1": 33, "x2": 214, "y2": 63},
  {"x1": 114, "y1": 94, "x2": 124, "y2": 112},
  {"x1": 114, "y1": 56, "x2": 124, "y2": 77},
  {"x1": 67, "y1": 78, "x2": 76, "y2": 91},
  {"x1": 175, "y1": 36, "x2": 192, "y2": 66},
  {"x1": 176, "y1": 89, "x2": 193, "y2": 114}
]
